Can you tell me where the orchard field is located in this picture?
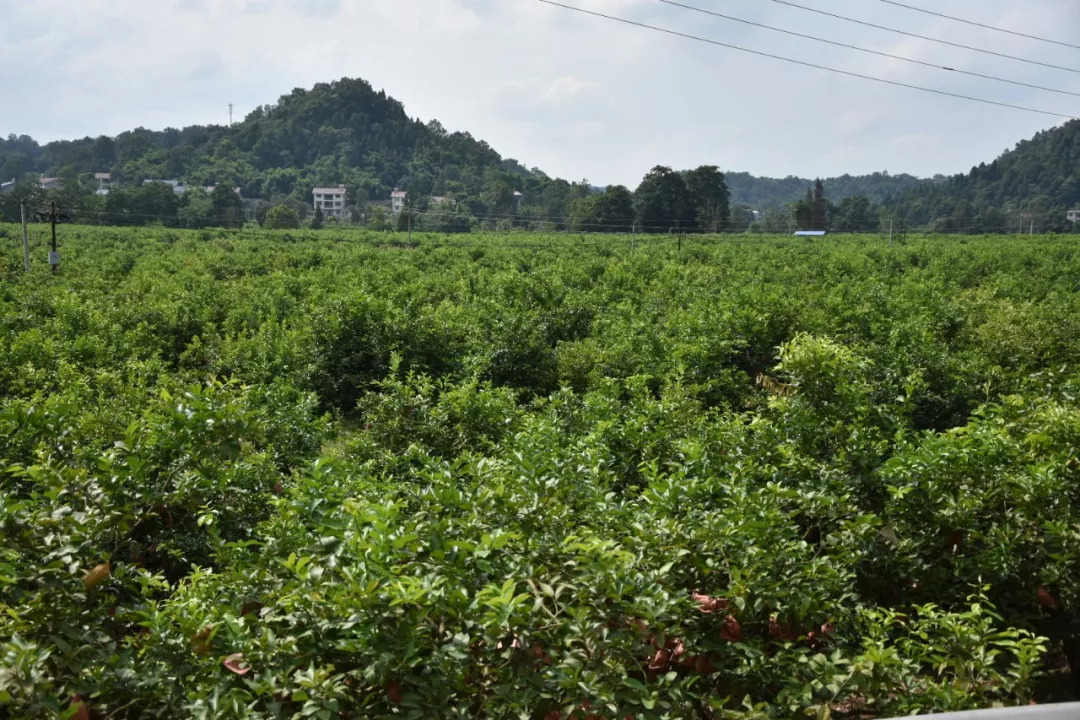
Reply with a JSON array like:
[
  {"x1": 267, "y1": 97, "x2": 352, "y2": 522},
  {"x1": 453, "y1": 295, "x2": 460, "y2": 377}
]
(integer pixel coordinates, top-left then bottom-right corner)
[{"x1": 1, "y1": 224, "x2": 1079, "y2": 718}]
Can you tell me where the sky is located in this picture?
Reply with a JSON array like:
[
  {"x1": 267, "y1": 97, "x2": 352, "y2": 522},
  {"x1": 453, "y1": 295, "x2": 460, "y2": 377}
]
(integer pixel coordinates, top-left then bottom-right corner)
[{"x1": 2, "y1": 0, "x2": 1079, "y2": 187}]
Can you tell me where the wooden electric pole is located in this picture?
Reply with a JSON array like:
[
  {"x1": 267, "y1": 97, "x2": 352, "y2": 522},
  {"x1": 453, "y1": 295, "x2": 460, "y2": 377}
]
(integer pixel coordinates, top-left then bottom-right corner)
[
  {"x1": 38, "y1": 201, "x2": 67, "y2": 274},
  {"x1": 20, "y1": 200, "x2": 30, "y2": 272}
]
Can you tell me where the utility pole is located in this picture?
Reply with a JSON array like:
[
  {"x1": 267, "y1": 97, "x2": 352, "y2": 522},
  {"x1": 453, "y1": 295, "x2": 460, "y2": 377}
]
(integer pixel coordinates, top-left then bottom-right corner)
[
  {"x1": 20, "y1": 200, "x2": 30, "y2": 272},
  {"x1": 229, "y1": 103, "x2": 233, "y2": 126},
  {"x1": 1030, "y1": 220, "x2": 1034, "y2": 236},
  {"x1": 38, "y1": 201, "x2": 67, "y2": 275},
  {"x1": 889, "y1": 219, "x2": 893, "y2": 246}
]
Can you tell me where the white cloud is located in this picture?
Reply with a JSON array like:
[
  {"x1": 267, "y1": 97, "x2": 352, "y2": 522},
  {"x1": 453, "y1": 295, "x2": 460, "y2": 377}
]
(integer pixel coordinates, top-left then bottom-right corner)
[
  {"x1": 0, "y1": 0, "x2": 1072, "y2": 187},
  {"x1": 543, "y1": 77, "x2": 599, "y2": 105}
]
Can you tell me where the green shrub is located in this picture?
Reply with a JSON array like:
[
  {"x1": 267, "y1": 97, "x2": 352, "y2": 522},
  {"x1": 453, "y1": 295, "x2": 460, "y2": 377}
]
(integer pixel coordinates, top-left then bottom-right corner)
[{"x1": 1, "y1": 225, "x2": 1079, "y2": 716}]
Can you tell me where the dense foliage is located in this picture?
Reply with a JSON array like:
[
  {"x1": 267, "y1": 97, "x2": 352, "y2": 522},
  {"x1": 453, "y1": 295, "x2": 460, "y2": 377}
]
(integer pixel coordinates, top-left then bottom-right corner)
[{"x1": 1, "y1": 224, "x2": 1079, "y2": 718}]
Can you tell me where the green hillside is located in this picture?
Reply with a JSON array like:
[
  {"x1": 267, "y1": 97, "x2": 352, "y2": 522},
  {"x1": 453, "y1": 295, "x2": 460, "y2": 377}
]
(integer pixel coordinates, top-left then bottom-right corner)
[
  {"x1": 887, "y1": 120, "x2": 1080, "y2": 232},
  {"x1": 0, "y1": 78, "x2": 592, "y2": 225}
]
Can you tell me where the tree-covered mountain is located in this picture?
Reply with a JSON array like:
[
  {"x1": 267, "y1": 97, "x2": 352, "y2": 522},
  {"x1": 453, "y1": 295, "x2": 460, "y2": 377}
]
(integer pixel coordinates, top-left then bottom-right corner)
[
  {"x1": 0, "y1": 77, "x2": 726, "y2": 233},
  {"x1": 720, "y1": 119, "x2": 1080, "y2": 233},
  {"x1": 885, "y1": 120, "x2": 1080, "y2": 232},
  {"x1": 0, "y1": 78, "x2": 595, "y2": 228}
]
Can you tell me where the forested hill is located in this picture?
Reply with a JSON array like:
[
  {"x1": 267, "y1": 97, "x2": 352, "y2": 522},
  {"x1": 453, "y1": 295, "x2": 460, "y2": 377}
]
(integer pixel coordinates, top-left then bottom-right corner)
[
  {"x1": 725, "y1": 171, "x2": 931, "y2": 208},
  {"x1": 886, "y1": 119, "x2": 1080, "y2": 230},
  {"x1": 0, "y1": 75, "x2": 936, "y2": 217},
  {"x1": 716, "y1": 118, "x2": 1080, "y2": 231},
  {"x1": 0, "y1": 78, "x2": 593, "y2": 219}
]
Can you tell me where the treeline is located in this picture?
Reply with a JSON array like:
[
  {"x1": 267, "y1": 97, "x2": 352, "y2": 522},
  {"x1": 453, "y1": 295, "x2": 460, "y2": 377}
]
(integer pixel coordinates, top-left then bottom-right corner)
[
  {"x1": 0, "y1": 180, "x2": 245, "y2": 229},
  {"x1": 725, "y1": 170, "x2": 931, "y2": 208},
  {"x1": 2, "y1": 168, "x2": 1060, "y2": 237}
]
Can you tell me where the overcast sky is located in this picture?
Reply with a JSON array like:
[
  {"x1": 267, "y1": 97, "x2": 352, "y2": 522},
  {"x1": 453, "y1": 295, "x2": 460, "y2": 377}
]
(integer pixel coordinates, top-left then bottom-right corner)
[{"x1": 2, "y1": 0, "x2": 1078, "y2": 186}]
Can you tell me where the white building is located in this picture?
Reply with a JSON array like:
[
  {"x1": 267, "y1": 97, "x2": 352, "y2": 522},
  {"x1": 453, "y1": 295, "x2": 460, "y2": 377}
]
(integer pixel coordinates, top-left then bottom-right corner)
[
  {"x1": 1067, "y1": 209, "x2": 1080, "y2": 223},
  {"x1": 145, "y1": 179, "x2": 188, "y2": 195},
  {"x1": 313, "y1": 185, "x2": 347, "y2": 220},
  {"x1": 0, "y1": 178, "x2": 14, "y2": 194},
  {"x1": 39, "y1": 176, "x2": 61, "y2": 190},
  {"x1": 94, "y1": 172, "x2": 111, "y2": 196},
  {"x1": 204, "y1": 185, "x2": 242, "y2": 196},
  {"x1": 390, "y1": 188, "x2": 407, "y2": 214}
]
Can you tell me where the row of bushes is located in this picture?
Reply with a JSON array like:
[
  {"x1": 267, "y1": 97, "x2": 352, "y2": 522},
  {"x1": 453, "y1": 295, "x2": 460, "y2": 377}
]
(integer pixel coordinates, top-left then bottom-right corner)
[{"x1": 1, "y1": 226, "x2": 1079, "y2": 716}]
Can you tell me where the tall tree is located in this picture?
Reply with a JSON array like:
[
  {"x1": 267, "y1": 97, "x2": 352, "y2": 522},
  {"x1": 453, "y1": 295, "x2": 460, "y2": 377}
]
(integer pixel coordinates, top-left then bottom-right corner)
[
  {"x1": 0, "y1": 180, "x2": 43, "y2": 223},
  {"x1": 832, "y1": 195, "x2": 875, "y2": 232},
  {"x1": 264, "y1": 204, "x2": 301, "y2": 229},
  {"x1": 179, "y1": 187, "x2": 213, "y2": 228},
  {"x1": 93, "y1": 136, "x2": 117, "y2": 169},
  {"x1": 634, "y1": 166, "x2": 691, "y2": 233},
  {"x1": 570, "y1": 185, "x2": 634, "y2": 232},
  {"x1": 211, "y1": 184, "x2": 243, "y2": 227},
  {"x1": 132, "y1": 183, "x2": 180, "y2": 226},
  {"x1": 683, "y1": 165, "x2": 730, "y2": 233},
  {"x1": 796, "y1": 180, "x2": 828, "y2": 231},
  {"x1": 811, "y1": 179, "x2": 827, "y2": 230}
]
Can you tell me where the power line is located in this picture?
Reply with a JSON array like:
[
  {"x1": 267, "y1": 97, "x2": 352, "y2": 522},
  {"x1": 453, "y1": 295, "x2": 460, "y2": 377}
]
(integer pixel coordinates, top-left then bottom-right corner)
[
  {"x1": 47, "y1": 203, "x2": 681, "y2": 232},
  {"x1": 657, "y1": 0, "x2": 1080, "y2": 98},
  {"x1": 19, "y1": 196, "x2": 1079, "y2": 239},
  {"x1": 36, "y1": 199, "x2": 1080, "y2": 238},
  {"x1": 770, "y1": 0, "x2": 1080, "y2": 75},
  {"x1": 59, "y1": 202, "x2": 1074, "y2": 234},
  {"x1": 15, "y1": 214, "x2": 1072, "y2": 240},
  {"x1": 877, "y1": 0, "x2": 1080, "y2": 53},
  {"x1": 534, "y1": 0, "x2": 1077, "y2": 120}
]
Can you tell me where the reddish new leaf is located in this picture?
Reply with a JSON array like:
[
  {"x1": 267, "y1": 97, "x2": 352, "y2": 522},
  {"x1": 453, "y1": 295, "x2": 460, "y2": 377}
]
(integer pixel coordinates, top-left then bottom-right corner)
[
  {"x1": 82, "y1": 563, "x2": 111, "y2": 591},
  {"x1": 720, "y1": 615, "x2": 743, "y2": 643},
  {"x1": 70, "y1": 695, "x2": 90, "y2": 720},
  {"x1": 691, "y1": 591, "x2": 728, "y2": 614},
  {"x1": 223, "y1": 653, "x2": 251, "y2": 675},
  {"x1": 1037, "y1": 586, "x2": 1059, "y2": 610}
]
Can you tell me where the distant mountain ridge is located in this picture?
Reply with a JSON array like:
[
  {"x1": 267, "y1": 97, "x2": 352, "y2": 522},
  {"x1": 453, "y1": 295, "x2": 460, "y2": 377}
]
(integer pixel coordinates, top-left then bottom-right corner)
[{"x1": 884, "y1": 119, "x2": 1080, "y2": 230}]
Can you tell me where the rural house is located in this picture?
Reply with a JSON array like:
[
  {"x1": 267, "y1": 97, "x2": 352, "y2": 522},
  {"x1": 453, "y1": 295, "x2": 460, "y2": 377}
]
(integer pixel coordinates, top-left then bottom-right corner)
[
  {"x1": 313, "y1": 185, "x2": 347, "y2": 220},
  {"x1": 1067, "y1": 209, "x2": 1080, "y2": 223},
  {"x1": 390, "y1": 188, "x2": 407, "y2": 214}
]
